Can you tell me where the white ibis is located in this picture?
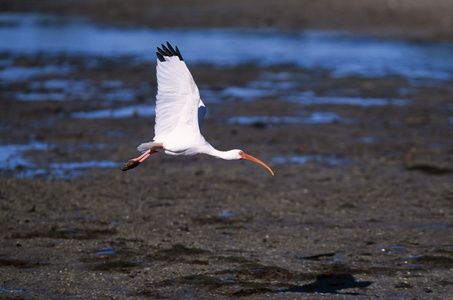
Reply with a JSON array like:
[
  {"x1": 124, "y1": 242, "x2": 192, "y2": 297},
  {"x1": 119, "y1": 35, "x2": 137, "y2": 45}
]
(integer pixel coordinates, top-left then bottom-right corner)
[{"x1": 121, "y1": 42, "x2": 274, "y2": 176}]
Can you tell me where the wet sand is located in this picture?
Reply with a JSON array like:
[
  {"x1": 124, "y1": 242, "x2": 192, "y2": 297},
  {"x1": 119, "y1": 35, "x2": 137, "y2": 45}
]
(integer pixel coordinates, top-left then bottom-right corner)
[{"x1": 1, "y1": 1, "x2": 453, "y2": 299}]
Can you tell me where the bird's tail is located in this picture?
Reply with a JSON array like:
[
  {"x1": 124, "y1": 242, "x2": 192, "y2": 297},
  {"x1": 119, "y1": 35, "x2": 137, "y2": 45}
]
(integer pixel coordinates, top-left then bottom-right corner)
[{"x1": 137, "y1": 141, "x2": 162, "y2": 153}]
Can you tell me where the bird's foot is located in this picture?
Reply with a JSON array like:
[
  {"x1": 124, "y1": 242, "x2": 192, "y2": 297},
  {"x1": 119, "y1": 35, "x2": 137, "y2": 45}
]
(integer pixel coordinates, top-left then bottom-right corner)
[{"x1": 121, "y1": 160, "x2": 140, "y2": 171}]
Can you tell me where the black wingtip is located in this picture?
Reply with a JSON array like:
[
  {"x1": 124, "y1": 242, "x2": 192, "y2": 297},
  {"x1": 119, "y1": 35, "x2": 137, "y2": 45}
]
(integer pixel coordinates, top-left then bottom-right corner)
[
  {"x1": 156, "y1": 52, "x2": 165, "y2": 62},
  {"x1": 155, "y1": 42, "x2": 184, "y2": 61},
  {"x1": 161, "y1": 43, "x2": 171, "y2": 55},
  {"x1": 166, "y1": 42, "x2": 177, "y2": 56},
  {"x1": 157, "y1": 46, "x2": 167, "y2": 57},
  {"x1": 175, "y1": 45, "x2": 184, "y2": 61}
]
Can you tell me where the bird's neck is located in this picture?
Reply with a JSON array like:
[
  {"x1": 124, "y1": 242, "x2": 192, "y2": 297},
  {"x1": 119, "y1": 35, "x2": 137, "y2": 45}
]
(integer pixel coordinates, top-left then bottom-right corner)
[{"x1": 201, "y1": 144, "x2": 236, "y2": 160}]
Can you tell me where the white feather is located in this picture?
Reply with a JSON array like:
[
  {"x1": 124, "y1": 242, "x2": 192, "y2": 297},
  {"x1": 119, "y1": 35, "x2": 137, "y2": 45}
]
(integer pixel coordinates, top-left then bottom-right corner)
[
  {"x1": 137, "y1": 141, "x2": 162, "y2": 153},
  {"x1": 153, "y1": 56, "x2": 203, "y2": 143},
  {"x1": 123, "y1": 43, "x2": 273, "y2": 176}
]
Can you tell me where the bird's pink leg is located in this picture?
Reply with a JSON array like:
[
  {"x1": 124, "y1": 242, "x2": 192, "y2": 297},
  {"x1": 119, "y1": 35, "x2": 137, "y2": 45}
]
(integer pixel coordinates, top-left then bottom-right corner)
[
  {"x1": 135, "y1": 150, "x2": 152, "y2": 162},
  {"x1": 138, "y1": 151, "x2": 152, "y2": 163},
  {"x1": 121, "y1": 146, "x2": 163, "y2": 171}
]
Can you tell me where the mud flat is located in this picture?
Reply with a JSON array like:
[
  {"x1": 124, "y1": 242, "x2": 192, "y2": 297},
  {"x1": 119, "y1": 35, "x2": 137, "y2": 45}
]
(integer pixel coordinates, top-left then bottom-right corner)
[{"x1": 1, "y1": 2, "x2": 453, "y2": 299}]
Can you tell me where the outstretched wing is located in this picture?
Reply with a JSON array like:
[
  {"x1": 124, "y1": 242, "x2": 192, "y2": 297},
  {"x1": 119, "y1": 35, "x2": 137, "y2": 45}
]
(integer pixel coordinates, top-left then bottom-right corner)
[{"x1": 153, "y1": 42, "x2": 206, "y2": 142}]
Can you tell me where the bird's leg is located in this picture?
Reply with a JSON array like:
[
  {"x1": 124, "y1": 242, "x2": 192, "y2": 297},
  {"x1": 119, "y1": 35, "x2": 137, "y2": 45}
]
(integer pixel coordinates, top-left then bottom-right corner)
[
  {"x1": 136, "y1": 150, "x2": 153, "y2": 162},
  {"x1": 121, "y1": 146, "x2": 163, "y2": 171}
]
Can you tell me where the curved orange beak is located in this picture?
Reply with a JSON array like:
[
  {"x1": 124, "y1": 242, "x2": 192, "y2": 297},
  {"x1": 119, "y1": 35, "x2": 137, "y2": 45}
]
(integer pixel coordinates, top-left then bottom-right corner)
[{"x1": 241, "y1": 152, "x2": 274, "y2": 176}]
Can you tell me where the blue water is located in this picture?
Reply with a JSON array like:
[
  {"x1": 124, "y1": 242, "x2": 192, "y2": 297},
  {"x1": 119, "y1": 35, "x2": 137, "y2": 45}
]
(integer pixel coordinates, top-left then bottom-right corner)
[
  {"x1": 0, "y1": 64, "x2": 74, "y2": 82},
  {"x1": 272, "y1": 155, "x2": 347, "y2": 165},
  {"x1": 71, "y1": 104, "x2": 155, "y2": 119},
  {"x1": 2, "y1": 12, "x2": 452, "y2": 179},
  {"x1": 0, "y1": 141, "x2": 121, "y2": 179},
  {"x1": 95, "y1": 247, "x2": 117, "y2": 256},
  {"x1": 286, "y1": 94, "x2": 408, "y2": 107},
  {"x1": 0, "y1": 285, "x2": 23, "y2": 293},
  {"x1": 1, "y1": 13, "x2": 453, "y2": 80},
  {"x1": 227, "y1": 112, "x2": 352, "y2": 125},
  {"x1": 0, "y1": 141, "x2": 49, "y2": 169},
  {"x1": 12, "y1": 160, "x2": 121, "y2": 180}
]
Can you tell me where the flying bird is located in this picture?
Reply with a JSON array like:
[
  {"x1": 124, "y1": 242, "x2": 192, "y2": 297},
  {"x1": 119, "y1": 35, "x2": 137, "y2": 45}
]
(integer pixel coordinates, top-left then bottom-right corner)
[{"x1": 121, "y1": 42, "x2": 274, "y2": 176}]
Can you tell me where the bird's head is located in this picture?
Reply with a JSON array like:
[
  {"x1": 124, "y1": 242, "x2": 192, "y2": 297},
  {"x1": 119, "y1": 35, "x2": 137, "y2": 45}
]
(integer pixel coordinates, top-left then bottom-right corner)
[{"x1": 227, "y1": 149, "x2": 274, "y2": 176}]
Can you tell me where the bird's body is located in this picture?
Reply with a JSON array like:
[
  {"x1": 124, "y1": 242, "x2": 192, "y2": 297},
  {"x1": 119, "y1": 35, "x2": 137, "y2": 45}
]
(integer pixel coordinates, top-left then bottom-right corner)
[{"x1": 122, "y1": 42, "x2": 274, "y2": 176}]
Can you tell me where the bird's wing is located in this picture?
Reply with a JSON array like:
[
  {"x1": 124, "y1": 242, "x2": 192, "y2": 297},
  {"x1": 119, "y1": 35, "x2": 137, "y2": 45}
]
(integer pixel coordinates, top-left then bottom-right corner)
[
  {"x1": 198, "y1": 100, "x2": 206, "y2": 128},
  {"x1": 153, "y1": 42, "x2": 205, "y2": 142}
]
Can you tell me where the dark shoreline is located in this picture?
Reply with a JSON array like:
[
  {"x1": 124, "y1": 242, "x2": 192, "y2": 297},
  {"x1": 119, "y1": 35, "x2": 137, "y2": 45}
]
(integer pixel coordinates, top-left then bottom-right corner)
[{"x1": 2, "y1": 0, "x2": 453, "y2": 41}]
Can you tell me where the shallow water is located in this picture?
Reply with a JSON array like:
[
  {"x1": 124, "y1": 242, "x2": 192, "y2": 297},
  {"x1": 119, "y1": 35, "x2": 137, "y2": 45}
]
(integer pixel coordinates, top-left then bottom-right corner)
[
  {"x1": 0, "y1": 285, "x2": 23, "y2": 293},
  {"x1": 9, "y1": 78, "x2": 148, "y2": 102},
  {"x1": 228, "y1": 112, "x2": 352, "y2": 125},
  {"x1": 2, "y1": 13, "x2": 453, "y2": 80},
  {"x1": 218, "y1": 213, "x2": 235, "y2": 218},
  {"x1": 95, "y1": 247, "x2": 117, "y2": 256},
  {"x1": 286, "y1": 94, "x2": 408, "y2": 107},
  {"x1": 0, "y1": 141, "x2": 121, "y2": 179},
  {"x1": 71, "y1": 105, "x2": 155, "y2": 119},
  {"x1": 12, "y1": 160, "x2": 121, "y2": 180},
  {"x1": 272, "y1": 155, "x2": 347, "y2": 165},
  {"x1": 48, "y1": 161, "x2": 121, "y2": 170},
  {"x1": 0, "y1": 142, "x2": 49, "y2": 170},
  {"x1": 2, "y1": 12, "x2": 452, "y2": 179}
]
